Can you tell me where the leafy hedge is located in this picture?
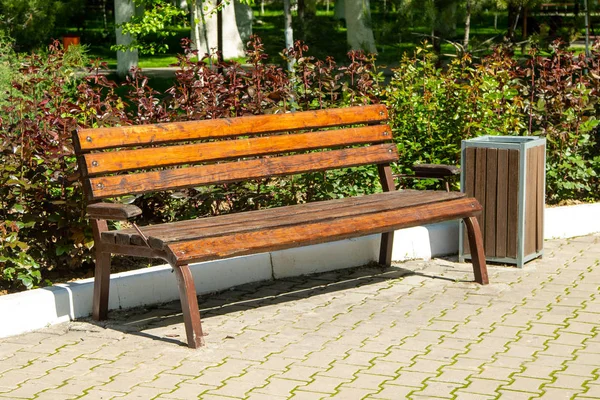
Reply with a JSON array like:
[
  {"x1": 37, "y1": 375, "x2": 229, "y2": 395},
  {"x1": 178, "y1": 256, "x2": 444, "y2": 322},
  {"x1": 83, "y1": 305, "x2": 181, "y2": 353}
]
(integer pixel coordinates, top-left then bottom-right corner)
[
  {"x1": 1, "y1": 37, "x2": 599, "y2": 291},
  {"x1": 385, "y1": 42, "x2": 600, "y2": 203},
  {"x1": 0, "y1": 37, "x2": 381, "y2": 290}
]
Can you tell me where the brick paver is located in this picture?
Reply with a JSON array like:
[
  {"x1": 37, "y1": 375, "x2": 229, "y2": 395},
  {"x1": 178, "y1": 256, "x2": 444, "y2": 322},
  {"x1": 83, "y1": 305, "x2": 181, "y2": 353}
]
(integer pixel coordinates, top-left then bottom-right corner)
[{"x1": 0, "y1": 234, "x2": 598, "y2": 399}]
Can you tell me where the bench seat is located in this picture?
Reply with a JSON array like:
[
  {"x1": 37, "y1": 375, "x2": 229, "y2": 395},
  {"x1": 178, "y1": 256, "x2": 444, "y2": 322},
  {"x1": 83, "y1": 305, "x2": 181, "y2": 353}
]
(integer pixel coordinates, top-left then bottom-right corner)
[{"x1": 101, "y1": 190, "x2": 479, "y2": 266}]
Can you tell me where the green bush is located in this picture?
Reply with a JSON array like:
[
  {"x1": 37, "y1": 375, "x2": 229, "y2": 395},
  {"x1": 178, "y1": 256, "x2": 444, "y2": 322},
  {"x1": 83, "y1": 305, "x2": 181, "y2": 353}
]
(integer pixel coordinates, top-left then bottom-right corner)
[
  {"x1": 0, "y1": 37, "x2": 381, "y2": 291},
  {"x1": 384, "y1": 42, "x2": 599, "y2": 202},
  {"x1": 2, "y1": 36, "x2": 599, "y2": 292}
]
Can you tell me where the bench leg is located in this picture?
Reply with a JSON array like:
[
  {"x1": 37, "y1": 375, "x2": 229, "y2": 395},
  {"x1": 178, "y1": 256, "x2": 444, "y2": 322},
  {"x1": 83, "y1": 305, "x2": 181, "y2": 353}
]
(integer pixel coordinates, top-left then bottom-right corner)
[
  {"x1": 175, "y1": 264, "x2": 204, "y2": 349},
  {"x1": 92, "y1": 252, "x2": 112, "y2": 320},
  {"x1": 463, "y1": 216, "x2": 489, "y2": 285},
  {"x1": 92, "y1": 220, "x2": 111, "y2": 321},
  {"x1": 379, "y1": 231, "x2": 394, "y2": 267}
]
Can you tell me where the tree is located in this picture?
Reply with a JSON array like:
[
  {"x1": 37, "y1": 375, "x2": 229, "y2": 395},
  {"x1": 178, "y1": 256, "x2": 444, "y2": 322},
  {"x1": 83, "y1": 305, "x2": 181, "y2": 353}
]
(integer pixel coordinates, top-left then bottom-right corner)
[
  {"x1": 496, "y1": 0, "x2": 542, "y2": 39},
  {"x1": 189, "y1": 0, "x2": 252, "y2": 59},
  {"x1": 343, "y1": 0, "x2": 377, "y2": 53},
  {"x1": 0, "y1": 0, "x2": 82, "y2": 50},
  {"x1": 463, "y1": 0, "x2": 496, "y2": 50},
  {"x1": 114, "y1": 0, "x2": 141, "y2": 76}
]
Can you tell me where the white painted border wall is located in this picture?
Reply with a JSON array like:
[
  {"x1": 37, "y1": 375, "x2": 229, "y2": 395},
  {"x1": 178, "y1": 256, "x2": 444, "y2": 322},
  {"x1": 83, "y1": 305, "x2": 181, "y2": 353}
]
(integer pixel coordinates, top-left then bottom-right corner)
[{"x1": 2, "y1": 203, "x2": 599, "y2": 338}]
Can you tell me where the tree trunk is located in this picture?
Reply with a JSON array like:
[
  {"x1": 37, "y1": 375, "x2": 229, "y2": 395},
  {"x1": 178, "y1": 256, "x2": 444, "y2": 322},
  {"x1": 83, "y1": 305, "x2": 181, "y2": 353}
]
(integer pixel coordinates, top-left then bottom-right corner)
[
  {"x1": 102, "y1": 0, "x2": 108, "y2": 30},
  {"x1": 114, "y1": 0, "x2": 139, "y2": 77},
  {"x1": 433, "y1": 0, "x2": 457, "y2": 52},
  {"x1": 464, "y1": 0, "x2": 471, "y2": 50},
  {"x1": 283, "y1": 0, "x2": 294, "y2": 70},
  {"x1": 344, "y1": 0, "x2": 377, "y2": 53},
  {"x1": 507, "y1": 5, "x2": 521, "y2": 40},
  {"x1": 191, "y1": 1, "x2": 208, "y2": 57},
  {"x1": 334, "y1": 0, "x2": 345, "y2": 20},
  {"x1": 190, "y1": 0, "x2": 251, "y2": 60},
  {"x1": 522, "y1": 7, "x2": 528, "y2": 39},
  {"x1": 217, "y1": 0, "x2": 224, "y2": 67},
  {"x1": 298, "y1": 0, "x2": 305, "y2": 19}
]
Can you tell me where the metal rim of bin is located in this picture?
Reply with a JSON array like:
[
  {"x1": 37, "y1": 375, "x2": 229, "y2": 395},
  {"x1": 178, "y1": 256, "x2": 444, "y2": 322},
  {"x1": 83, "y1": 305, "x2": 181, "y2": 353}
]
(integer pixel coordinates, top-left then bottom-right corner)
[{"x1": 458, "y1": 136, "x2": 546, "y2": 268}]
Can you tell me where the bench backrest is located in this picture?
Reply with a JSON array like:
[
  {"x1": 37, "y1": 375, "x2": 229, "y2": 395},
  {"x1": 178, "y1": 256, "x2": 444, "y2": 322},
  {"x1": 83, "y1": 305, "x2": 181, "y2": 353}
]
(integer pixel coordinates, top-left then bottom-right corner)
[{"x1": 74, "y1": 105, "x2": 397, "y2": 201}]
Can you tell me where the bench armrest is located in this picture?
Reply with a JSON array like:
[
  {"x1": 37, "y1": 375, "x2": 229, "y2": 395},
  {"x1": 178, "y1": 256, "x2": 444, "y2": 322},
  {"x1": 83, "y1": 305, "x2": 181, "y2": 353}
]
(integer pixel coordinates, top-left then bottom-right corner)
[
  {"x1": 87, "y1": 203, "x2": 142, "y2": 221},
  {"x1": 412, "y1": 164, "x2": 460, "y2": 178}
]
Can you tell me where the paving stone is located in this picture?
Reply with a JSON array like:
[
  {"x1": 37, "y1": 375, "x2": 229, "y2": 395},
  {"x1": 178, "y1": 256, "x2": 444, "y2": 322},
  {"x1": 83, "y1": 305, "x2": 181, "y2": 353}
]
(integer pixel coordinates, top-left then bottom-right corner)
[
  {"x1": 495, "y1": 389, "x2": 541, "y2": 399},
  {"x1": 290, "y1": 389, "x2": 332, "y2": 399},
  {"x1": 500, "y1": 376, "x2": 549, "y2": 394},
  {"x1": 461, "y1": 378, "x2": 505, "y2": 396},
  {"x1": 343, "y1": 372, "x2": 390, "y2": 390},
  {"x1": 160, "y1": 382, "x2": 217, "y2": 399},
  {"x1": 451, "y1": 356, "x2": 486, "y2": 371},
  {"x1": 318, "y1": 362, "x2": 360, "y2": 380},
  {"x1": 434, "y1": 367, "x2": 474, "y2": 384},
  {"x1": 547, "y1": 373, "x2": 593, "y2": 390},
  {"x1": 330, "y1": 387, "x2": 375, "y2": 399},
  {"x1": 300, "y1": 375, "x2": 351, "y2": 394},
  {"x1": 516, "y1": 363, "x2": 559, "y2": 380},
  {"x1": 252, "y1": 377, "x2": 307, "y2": 397},
  {"x1": 575, "y1": 383, "x2": 600, "y2": 398},
  {"x1": 405, "y1": 358, "x2": 448, "y2": 374},
  {"x1": 28, "y1": 391, "x2": 76, "y2": 400},
  {"x1": 370, "y1": 383, "x2": 416, "y2": 399},
  {"x1": 278, "y1": 364, "x2": 324, "y2": 382},
  {"x1": 476, "y1": 365, "x2": 515, "y2": 382},
  {"x1": 385, "y1": 370, "x2": 430, "y2": 388},
  {"x1": 559, "y1": 362, "x2": 598, "y2": 378},
  {"x1": 450, "y1": 390, "x2": 496, "y2": 400},
  {"x1": 542, "y1": 387, "x2": 589, "y2": 399},
  {"x1": 410, "y1": 379, "x2": 463, "y2": 399},
  {"x1": 542, "y1": 343, "x2": 580, "y2": 358}
]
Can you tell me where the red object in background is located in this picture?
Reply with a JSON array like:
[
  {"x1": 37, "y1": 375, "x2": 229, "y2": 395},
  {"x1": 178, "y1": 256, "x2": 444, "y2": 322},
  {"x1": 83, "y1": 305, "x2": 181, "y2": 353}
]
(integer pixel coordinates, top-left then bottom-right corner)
[{"x1": 62, "y1": 34, "x2": 80, "y2": 50}]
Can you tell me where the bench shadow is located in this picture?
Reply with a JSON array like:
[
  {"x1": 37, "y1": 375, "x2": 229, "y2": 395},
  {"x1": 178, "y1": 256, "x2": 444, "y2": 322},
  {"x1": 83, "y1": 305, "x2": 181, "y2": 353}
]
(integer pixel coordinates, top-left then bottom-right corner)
[{"x1": 84, "y1": 263, "x2": 474, "y2": 347}]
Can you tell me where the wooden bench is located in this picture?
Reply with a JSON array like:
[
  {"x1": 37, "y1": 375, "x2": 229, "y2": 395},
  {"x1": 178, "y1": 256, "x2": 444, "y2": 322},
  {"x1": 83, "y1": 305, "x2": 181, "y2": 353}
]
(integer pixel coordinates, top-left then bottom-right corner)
[{"x1": 74, "y1": 105, "x2": 488, "y2": 349}]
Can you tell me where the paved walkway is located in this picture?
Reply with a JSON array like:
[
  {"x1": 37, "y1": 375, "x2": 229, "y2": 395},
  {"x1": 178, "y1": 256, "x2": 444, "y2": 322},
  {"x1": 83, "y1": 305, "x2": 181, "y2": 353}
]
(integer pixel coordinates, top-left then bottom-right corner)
[{"x1": 1, "y1": 234, "x2": 599, "y2": 399}]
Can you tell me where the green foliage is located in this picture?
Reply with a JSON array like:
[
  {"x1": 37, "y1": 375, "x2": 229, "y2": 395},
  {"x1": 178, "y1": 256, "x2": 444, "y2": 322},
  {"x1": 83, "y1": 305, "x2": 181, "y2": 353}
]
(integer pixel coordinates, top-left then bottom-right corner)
[
  {"x1": 113, "y1": 0, "x2": 187, "y2": 55},
  {"x1": 385, "y1": 43, "x2": 525, "y2": 180},
  {"x1": 0, "y1": 0, "x2": 83, "y2": 51},
  {"x1": 0, "y1": 41, "x2": 95, "y2": 290},
  {"x1": 384, "y1": 42, "x2": 600, "y2": 202},
  {"x1": 0, "y1": 29, "x2": 16, "y2": 106},
  {"x1": 0, "y1": 37, "x2": 381, "y2": 291}
]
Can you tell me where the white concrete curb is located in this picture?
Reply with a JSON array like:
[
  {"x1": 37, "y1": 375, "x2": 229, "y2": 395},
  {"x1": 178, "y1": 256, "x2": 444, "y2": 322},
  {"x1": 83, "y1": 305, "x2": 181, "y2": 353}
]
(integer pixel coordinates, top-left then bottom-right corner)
[{"x1": 2, "y1": 203, "x2": 599, "y2": 338}]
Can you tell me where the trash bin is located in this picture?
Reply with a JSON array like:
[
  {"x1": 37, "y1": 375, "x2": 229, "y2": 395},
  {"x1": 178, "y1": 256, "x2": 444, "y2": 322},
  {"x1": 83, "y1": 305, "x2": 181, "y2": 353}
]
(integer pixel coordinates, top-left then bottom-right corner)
[
  {"x1": 62, "y1": 34, "x2": 80, "y2": 50},
  {"x1": 458, "y1": 136, "x2": 546, "y2": 267}
]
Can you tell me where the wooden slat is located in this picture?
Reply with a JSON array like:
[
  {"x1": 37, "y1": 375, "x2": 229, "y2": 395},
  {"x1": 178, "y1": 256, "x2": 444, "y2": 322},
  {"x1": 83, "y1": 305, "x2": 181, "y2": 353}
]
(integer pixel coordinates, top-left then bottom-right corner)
[
  {"x1": 152, "y1": 191, "x2": 460, "y2": 249},
  {"x1": 412, "y1": 164, "x2": 460, "y2": 178},
  {"x1": 463, "y1": 147, "x2": 476, "y2": 255},
  {"x1": 101, "y1": 190, "x2": 466, "y2": 247},
  {"x1": 86, "y1": 203, "x2": 142, "y2": 220},
  {"x1": 506, "y1": 149, "x2": 520, "y2": 258},
  {"x1": 536, "y1": 145, "x2": 545, "y2": 252},
  {"x1": 82, "y1": 125, "x2": 392, "y2": 176},
  {"x1": 87, "y1": 144, "x2": 398, "y2": 200},
  {"x1": 495, "y1": 149, "x2": 509, "y2": 258},
  {"x1": 484, "y1": 149, "x2": 498, "y2": 257},
  {"x1": 166, "y1": 197, "x2": 483, "y2": 266},
  {"x1": 525, "y1": 147, "x2": 537, "y2": 256},
  {"x1": 474, "y1": 147, "x2": 487, "y2": 245},
  {"x1": 75, "y1": 105, "x2": 389, "y2": 152}
]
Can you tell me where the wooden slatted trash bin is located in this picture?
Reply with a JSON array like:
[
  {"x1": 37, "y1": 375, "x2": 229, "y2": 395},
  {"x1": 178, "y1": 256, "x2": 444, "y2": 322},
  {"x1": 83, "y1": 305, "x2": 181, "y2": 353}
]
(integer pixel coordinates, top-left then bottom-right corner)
[{"x1": 459, "y1": 136, "x2": 546, "y2": 267}]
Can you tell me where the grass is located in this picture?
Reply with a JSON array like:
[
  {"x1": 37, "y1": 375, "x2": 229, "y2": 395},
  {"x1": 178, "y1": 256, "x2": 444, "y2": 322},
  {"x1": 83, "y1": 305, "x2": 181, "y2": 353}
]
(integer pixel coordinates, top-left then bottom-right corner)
[{"x1": 64, "y1": 6, "x2": 598, "y2": 70}]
